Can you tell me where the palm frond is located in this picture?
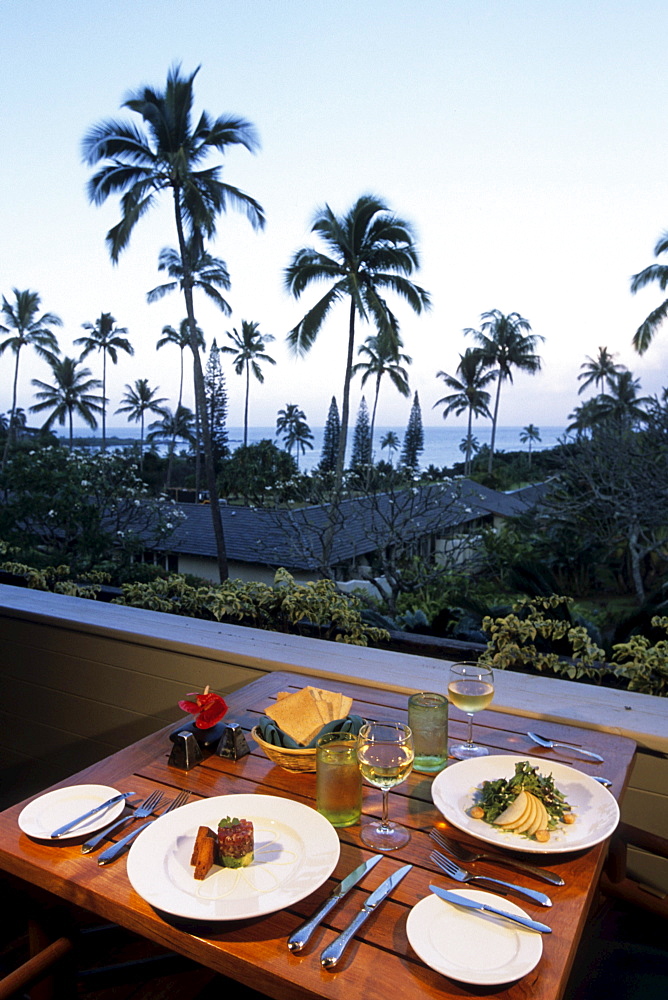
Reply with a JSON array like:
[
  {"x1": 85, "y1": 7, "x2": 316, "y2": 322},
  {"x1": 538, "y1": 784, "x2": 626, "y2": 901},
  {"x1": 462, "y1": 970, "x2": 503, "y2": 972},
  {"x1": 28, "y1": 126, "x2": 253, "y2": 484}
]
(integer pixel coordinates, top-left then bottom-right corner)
[
  {"x1": 633, "y1": 298, "x2": 668, "y2": 354},
  {"x1": 287, "y1": 286, "x2": 342, "y2": 355}
]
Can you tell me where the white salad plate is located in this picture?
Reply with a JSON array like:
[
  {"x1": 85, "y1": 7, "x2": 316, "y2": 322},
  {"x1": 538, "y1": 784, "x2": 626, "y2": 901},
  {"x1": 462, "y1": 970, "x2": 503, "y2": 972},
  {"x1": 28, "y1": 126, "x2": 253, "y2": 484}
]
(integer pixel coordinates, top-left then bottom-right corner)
[
  {"x1": 407, "y1": 889, "x2": 543, "y2": 985},
  {"x1": 18, "y1": 784, "x2": 126, "y2": 841},
  {"x1": 126, "y1": 793, "x2": 341, "y2": 920},
  {"x1": 431, "y1": 754, "x2": 619, "y2": 853}
]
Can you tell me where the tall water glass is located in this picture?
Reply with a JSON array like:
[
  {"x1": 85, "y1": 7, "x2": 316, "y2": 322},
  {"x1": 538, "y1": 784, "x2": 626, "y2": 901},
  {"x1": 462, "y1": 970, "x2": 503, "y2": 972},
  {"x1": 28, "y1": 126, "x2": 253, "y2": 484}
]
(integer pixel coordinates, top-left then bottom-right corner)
[
  {"x1": 316, "y1": 732, "x2": 362, "y2": 828},
  {"x1": 408, "y1": 692, "x2": 448, "y2": 773}
]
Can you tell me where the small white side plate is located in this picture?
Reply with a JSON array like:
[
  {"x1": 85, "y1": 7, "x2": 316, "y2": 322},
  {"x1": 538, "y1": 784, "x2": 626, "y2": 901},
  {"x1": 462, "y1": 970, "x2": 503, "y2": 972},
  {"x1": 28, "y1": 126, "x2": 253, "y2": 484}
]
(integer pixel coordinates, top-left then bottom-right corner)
[
  {"x1": 18, "y1": 784, "x2": 125, "y2": 840},
  {"x1": 407, "y1": 889, "x2": 543, "y2": 985}
]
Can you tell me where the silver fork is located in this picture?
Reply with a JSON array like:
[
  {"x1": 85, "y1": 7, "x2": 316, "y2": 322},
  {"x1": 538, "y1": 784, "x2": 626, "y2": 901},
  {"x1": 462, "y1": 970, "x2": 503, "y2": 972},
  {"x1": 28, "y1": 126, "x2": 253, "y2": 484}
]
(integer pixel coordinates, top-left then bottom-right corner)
[
  {"x1": 430, "y1": 830, "x2": 564, "y2": 886},
  {"x1": 81, "y1": 790, "x2": 164, "y2": 854},
  {"x1": 430, "y1": 850, "x2": 552, "y2": 907},
  {"x1": 98, "y1": 791, "x2": 190, "y2": 866}
]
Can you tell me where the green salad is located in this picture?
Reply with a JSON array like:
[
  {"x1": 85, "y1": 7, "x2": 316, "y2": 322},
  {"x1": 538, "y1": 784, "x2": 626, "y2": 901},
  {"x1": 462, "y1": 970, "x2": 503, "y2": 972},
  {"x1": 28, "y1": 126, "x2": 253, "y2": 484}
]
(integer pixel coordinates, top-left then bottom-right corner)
[{"x1": 476, "y1": 760, "x2": 571, "y2": 829}]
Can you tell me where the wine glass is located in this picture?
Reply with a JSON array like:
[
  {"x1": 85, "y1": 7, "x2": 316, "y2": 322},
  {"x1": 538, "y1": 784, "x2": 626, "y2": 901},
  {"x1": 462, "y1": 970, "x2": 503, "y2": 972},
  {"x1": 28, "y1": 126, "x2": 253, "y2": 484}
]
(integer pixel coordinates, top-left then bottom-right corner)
[
  {"x1": 448, "y1": 661, "x2": 494, "y2": 759},
  {"x1": 356, "y1": 721, "x2": 414, "y2": 850}
]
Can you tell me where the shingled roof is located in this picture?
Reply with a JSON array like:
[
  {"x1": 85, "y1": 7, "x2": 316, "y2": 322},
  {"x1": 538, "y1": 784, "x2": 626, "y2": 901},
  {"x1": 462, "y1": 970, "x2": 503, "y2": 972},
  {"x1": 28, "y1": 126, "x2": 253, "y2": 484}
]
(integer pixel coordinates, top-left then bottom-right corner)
[{"x1": 155, "y1": 479, "x2": 546, "y2": 572}]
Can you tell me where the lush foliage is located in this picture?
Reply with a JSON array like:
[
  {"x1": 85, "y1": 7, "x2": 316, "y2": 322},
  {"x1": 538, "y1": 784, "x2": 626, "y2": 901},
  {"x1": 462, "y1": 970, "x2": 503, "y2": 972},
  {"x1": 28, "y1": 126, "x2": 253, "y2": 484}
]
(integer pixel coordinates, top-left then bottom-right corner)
[
  {"x1": 116, "y1": 567, "x2": 390, "y2": 646},
  {"x1": 217, "y1": 440, "x2": 297, "y2": 501},
  {"x1": 0, "y1": 445, "x2": 180, "y2": 574},
  {"x1": 478, "y1": 595, "x2": 666, "y2": 695}
]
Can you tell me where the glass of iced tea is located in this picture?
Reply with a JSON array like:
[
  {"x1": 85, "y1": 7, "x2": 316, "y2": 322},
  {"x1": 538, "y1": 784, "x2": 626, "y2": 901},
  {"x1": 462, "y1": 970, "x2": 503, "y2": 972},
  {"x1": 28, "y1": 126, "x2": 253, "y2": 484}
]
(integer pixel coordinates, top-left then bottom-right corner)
[
  {"x1": 356, "y1": 721, "x2": 414, "y2": 850},
  {"x1": 315, "y1": 732, "x2": 362, "y2": 828},
  {"x1": 447, "y1": 661, "x2": 494, "y2": 759}
]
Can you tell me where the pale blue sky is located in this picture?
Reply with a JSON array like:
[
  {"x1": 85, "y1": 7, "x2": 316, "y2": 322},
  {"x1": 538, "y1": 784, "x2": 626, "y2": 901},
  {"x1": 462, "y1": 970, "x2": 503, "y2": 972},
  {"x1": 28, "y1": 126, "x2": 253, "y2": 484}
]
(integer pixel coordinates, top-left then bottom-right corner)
[{"x1": 2, "y1": 0, "x2": 668, "y2": 430}]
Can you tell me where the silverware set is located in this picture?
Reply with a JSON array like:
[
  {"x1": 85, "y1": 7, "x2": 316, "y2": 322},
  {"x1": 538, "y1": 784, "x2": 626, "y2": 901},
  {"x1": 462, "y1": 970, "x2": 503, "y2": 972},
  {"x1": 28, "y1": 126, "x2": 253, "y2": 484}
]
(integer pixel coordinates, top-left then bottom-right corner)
[
  {"x1": 430, "y1": 849, "x2": 552, "y2": 906},
  {"x1": 286, "y1": 858, "x2": 412, "y2": 968},
  {"x1": 430, "y1": 829, "x2": 564, "y2": 885},
  {"x1": 81, "y1": 789, "x2": 164, "y2": 854},
  {"x1": 97, "y1": 790, "x2": 190, "y2": 865},
  {"x1": 52, "y1": 789, "x2": 190, "y2": 863},
  {"x1": 288, "y1": 822, "x2": 567, "y2": 963}
]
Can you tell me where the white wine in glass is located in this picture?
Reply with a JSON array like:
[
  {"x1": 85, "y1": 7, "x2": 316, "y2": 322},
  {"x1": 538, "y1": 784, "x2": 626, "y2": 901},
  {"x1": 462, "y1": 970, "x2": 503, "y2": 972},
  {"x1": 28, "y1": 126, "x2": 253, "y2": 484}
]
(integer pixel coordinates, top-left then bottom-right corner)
[
  {"x1": 448, "y1": 662, "x2": 494, "y2": 759},
  {"x1": 357, "y1": 721, "x2": 414, "y2": 850}
]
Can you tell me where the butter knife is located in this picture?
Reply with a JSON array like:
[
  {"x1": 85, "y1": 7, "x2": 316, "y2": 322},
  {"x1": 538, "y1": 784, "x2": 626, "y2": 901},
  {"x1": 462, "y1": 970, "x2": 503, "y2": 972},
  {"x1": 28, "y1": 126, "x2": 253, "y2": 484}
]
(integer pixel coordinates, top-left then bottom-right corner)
[
  {"x1": 430, "y1": 885, "x2": 552, "y2": 933},
  {"x1": 320, "y1": 863, "x2": 412, "y2": 968},
  {"x1": 288, "y1": 854, "x2": 383, "y2": 952},
  {"x1": 50, "y1": 792, "x2": 135, "y2": 838}
]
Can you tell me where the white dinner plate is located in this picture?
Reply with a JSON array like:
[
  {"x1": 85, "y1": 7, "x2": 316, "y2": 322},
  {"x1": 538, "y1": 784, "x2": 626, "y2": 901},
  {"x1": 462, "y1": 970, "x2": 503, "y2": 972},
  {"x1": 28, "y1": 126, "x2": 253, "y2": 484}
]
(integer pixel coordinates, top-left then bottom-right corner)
[
  {"x1": 431, "y1": 754, "x2": 619, "y2": 853},
  {"x1": 18, "y1": 784, "x2": 126, "y2": 840},
  {"x1": 126, "y1": 793, "x2": 341, "y2": 920},
  {"x1": 407, "y1": 889, "x2": 543, "y2": 985}
]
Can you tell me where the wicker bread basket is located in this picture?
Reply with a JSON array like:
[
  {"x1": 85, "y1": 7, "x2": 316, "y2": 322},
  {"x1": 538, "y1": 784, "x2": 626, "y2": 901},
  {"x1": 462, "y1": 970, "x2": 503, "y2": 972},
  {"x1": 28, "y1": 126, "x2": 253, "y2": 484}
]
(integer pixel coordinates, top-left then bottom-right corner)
[{"x1": 251, "y1": 726, "x2": 317, "y2": 772}]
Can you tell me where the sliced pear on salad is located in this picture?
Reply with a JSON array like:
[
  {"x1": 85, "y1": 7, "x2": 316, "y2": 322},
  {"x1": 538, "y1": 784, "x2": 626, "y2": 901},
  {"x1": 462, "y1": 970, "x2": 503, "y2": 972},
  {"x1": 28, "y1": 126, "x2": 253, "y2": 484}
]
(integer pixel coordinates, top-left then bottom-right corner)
[
  {"x1": 494, "y1": 789, "x2": 529, "y2": 827},
  {"x1": 528, "y1": 796, "x2": 549, "y2": 835},
  {"x1": 513, "y1": 792, "x2": 539, "y2": 833}
]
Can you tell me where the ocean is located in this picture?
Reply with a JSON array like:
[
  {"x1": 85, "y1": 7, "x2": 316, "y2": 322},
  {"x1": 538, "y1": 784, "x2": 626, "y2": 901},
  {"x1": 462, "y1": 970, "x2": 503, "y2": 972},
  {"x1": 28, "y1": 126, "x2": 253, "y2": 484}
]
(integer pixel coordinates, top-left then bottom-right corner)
[{"x1": 71, "y1": 424, "x2": 569, "y2": 472}]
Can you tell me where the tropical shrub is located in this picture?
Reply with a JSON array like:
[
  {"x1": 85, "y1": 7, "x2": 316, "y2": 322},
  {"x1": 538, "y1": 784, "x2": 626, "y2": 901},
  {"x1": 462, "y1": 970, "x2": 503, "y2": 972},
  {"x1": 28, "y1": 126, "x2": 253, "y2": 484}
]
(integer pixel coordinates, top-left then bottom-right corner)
[
  {"x1": 479, "y1": 595, "x2": 666, "y2": 695},
  {"x1": 116, "y1": 567, "x2": 390, "y2": 646}
]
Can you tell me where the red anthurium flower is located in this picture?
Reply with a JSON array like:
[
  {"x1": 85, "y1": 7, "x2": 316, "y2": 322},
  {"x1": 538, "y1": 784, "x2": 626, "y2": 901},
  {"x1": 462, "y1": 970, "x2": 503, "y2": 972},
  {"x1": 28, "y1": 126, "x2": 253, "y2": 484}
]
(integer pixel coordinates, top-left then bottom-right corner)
[{"x1": 178, "y1": 686, "x2": 228, "y2": 729}]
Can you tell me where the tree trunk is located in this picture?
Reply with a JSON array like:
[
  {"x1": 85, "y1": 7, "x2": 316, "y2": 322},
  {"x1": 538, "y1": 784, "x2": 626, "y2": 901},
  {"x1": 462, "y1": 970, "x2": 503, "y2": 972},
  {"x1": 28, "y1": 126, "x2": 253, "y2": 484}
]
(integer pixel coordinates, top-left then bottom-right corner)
[
  {"x1": 466, "y1": 405, "x2": 473, "y2": 475},
  {"x1": 243, "y1": 363, "x2": 250, "y2": 447},
  {"x1": 488, "y1": 371, "x2": 503, "y2": 474},
  {"x1": 2, "y1": 351, "x2": 21, "y2": 469},
  {"x1": 628, "y1": 525, "x2": 646, "y2": 604},
  {"x1": 101, "y1": 350, "x2": 107, "y2": 450},
  {"x1": 173, "y1": 196, "x2": 228, "y2": 582},
  {"x1": 322, "y1": 298, "x2": 357, "y2": 570}
]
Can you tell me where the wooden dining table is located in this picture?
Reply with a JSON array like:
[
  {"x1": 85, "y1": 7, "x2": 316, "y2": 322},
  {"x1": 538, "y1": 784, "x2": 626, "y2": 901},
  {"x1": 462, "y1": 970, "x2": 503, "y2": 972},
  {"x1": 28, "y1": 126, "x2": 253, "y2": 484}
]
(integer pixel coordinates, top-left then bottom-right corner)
[{"x1": 0, "y1": 670, "x2": 637, "y2": 1000}]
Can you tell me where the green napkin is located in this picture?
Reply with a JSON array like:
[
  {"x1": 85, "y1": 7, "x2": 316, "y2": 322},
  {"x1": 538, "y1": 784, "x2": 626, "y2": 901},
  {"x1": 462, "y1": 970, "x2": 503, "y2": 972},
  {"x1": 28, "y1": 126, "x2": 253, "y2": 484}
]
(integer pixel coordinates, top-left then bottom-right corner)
[{"x1": 257, "y1": 714, "x2": 364, "y2": 749}]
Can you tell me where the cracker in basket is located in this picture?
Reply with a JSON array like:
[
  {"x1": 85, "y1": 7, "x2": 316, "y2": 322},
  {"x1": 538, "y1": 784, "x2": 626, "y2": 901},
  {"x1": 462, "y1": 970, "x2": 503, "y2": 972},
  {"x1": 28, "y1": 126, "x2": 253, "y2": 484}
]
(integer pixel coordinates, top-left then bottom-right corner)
[
  {"x1": 310, "y1": 686, "x2": 353, "y2": 723},
  {"x1": 265, "y1": 686, "x2": 353, "y2": 745},
  {"x1": 265, "y1": 688, "x2": 325, "y2": 745}
]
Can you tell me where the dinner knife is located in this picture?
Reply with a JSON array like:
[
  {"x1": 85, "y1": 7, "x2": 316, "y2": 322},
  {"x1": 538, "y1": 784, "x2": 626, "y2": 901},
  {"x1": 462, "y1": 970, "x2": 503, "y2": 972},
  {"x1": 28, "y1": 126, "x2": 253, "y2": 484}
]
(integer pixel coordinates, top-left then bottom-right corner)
[
  {"x1": 50, "y1": 792, "x2": 135, "y2": 838},
  {"x1": 430, "y1": 885, "x2": 552, "y2": 933},
  {"x1": 320, "y1": 863, "x2": 412, "y2": 969},
  {"x1": 288, "y1": 854, "x2": 383, "y2": 952}
]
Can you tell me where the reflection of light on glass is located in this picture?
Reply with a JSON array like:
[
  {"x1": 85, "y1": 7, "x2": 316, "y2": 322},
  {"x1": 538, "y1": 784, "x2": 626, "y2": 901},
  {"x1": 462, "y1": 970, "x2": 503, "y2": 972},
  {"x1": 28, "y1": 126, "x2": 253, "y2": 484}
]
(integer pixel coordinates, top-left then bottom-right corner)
[{"x1": 195, "y1": 826, "x2": 299, "y2": 900}]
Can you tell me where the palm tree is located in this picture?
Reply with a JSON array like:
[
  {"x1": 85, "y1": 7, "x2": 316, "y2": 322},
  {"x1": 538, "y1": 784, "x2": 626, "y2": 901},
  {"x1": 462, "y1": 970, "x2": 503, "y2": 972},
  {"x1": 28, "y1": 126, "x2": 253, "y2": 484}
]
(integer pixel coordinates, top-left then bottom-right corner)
[
  {"x1": 147, "y1": 405, "x2": 196, "y2": 450},
  {"x1": 567, "y1": 397, "x2": 607, "y2": 438},
  {"x1": 577, "y1": 347, "x2": 626, "y2": 395},
  {"x1": 0, "y1": 288, "x2": 62, "y2": 467},
  {"x1": 597, "y1": 371, "x2": 650, "y2": 428},
  {"x1": 380, "y1": 430, "x2": 400, "y2": 465},
  {"x1": 276, "y1": 404, "x2": 313, "y2": 467},
  {"x1": 519, "y1": 423, "x2": 541, "y2": 466},
  {"x1": 220, "y1": 320, "x2": 275, "y2": 446},
  {"x1": 156, "y1": 319, "x2": 205, "y2": 470},
  {"x1": 82, "y1": 63, "x2": 265, "y2": 581},
  {"x1": 465, "y1": 309, "x2": 543, "y2": 473},
  {"x1": 115, "y1": 379, "x2": 169, "y2": 468},
  {"x1": 459, "y1": 433, "x2": 480, "y2": 462},
  {"x1": 74, "y1": 312, "x2": 133, "y2": 448},
  {"x1": 630, "y1": 231, "x2": 668, "y2": 354},
  {"x1": 29, "y1": 354, "x2": 104, "y2": 447},
  {"x1": 434, "y1": 348, "x2": 494, "y2": 475},
  {"x1": 147, "y1": 240, "x2": 232, "y2": 315},
  {"x1": 285, "y1": 194, "x2": 430, "y2": 492},
  {"x1": 352, "y1": 331, "x2": 411, "y2": 456}
]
